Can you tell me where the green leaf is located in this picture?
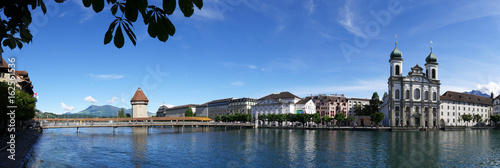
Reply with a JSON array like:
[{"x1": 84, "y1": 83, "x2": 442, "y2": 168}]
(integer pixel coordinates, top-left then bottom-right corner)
[
  {"x1": 165, "y1": 17, "x2": 175, "y2": 36},
  {"x1": 147, "y1": 21, "x2": 157, "y2": 38},
  {"x1": 179, "y1": 0, "x2": 194, "y2": 17},
  {"x1": 163, "y1": 0, "x2": 176, "y2": 15},
  {"x1": 5, "y1": 38, "x2": 16, "y2": 50},
  {"x1": 39, "y1": 0, "x2": 47, "y2": 14},
  {"x1": 123, "y1": 23, "x2": 136, "y2": 46},
  {"x1": 93, "y1": 0, "x2": 105, "y2": 13},
  {"x1": 114, "y1": 24, "x2": 124, "y2": 48},
  {"x1": 111, "y1": 3, "x2": 118, "y2": 15},
  {"x1": 193, "y1": 0, "x2": 203, "y2": 10},
  {"x1": 82, "y1": 0, "x2": 92, "y2": 7},
  {"x1": 140, "y1": 9, "x2": 150, "y2": 24},
  {"x1": 157, "y1": 18, "x2": 168, "y2": 42},
  {"x1": 104, "y1": 30, "x2": 113, "y2": 45},
  {"x1": 16, "y1": 39, "x2": 23, "y2": 49},
  {"x1": 125, "y1": 6, "x2": 138, "y2": 22}
]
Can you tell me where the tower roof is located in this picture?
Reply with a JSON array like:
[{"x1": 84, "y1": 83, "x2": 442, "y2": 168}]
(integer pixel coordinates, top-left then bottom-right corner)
[
  {"x1": 130, "y1": 87, "x2": 149, "y2": 102},
  {"x1": 390, "y1": 47, "x2": 402, "y2": 60},
  {"x1": 425, "y1": 52, "x2": 437, "y2": 63}
]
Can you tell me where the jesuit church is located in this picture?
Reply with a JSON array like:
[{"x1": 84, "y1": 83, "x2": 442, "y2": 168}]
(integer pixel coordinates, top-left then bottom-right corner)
[{"x1": 382, "y1": 42, "x2": 441, "y2": 127}]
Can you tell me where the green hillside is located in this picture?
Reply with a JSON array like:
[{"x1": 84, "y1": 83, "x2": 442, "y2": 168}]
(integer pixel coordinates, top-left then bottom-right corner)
[{"x1": 76, "y1": 105, "x2": 132, "y2": 117}]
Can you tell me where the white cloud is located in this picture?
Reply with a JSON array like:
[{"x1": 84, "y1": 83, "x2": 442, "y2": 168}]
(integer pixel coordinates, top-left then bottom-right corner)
[
  {"x1": 409, "y1": 1, "x2": 500, "y2": 34},
  {"x1": 337, "y1": 1, "x2": 365, "y2": 37},
  {"x1": 477, "y1": 81, "x2": 500, "y2": 96},
  {"x1": 165, "y1": 104, "x2": 175, "y2": 108},
  {"x1": 88, "y1": 74, "x2": 124, "y2": 80},
  {"x1": 121, "y1": 98, "x2": 125, "y2": 104},
  {"x1": 247, "y1": 65, "x2": 257, "y2": 69},
  {"x1": 230, "y1": 81, "x2": 245, "y2": 86},
  {"x1": 107, "y1": 97, "x2": 119, "y2": 104},
  {"x1": 61, "y1": 103, "x2": 75, "y2": 112},
  {"x1": 305, "y1": 0, "x2": 315, "y2": 15},
  {"x1": 84, "y1": 96, "x2": 97, "y2": 103}
]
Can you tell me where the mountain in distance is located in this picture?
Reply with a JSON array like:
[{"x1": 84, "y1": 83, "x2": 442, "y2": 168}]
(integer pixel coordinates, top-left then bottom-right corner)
[
  {"x1": 76, "y1": 105, "x2": 132, "y2": 116},
  {"x1": 74, "y1": 105, "x2": 154, "y2": 117},
  {"x1": 464, "y1": 90, "x2": 491, "y2": 98}
]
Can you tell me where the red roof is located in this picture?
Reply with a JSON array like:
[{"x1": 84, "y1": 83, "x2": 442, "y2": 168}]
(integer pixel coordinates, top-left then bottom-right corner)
[{"x1": 130, "y1": 88, "x2": 149, "y2": 102}]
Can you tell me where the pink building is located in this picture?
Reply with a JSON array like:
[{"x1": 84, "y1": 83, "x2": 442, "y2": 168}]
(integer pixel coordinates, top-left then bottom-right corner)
[{"x1": 309, "y1": 95, "x2": 348, "y2": 118}]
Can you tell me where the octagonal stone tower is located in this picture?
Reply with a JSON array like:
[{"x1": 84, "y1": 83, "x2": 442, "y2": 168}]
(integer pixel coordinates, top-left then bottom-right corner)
[{"x1": 131, "y1": 87, "x2": 149, "y2": 118}]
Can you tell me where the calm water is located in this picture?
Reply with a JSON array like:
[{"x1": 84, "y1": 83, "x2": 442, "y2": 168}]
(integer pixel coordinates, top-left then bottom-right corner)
[{"x1": 26, "y1": 127, "x2": 500, "y2": 167}]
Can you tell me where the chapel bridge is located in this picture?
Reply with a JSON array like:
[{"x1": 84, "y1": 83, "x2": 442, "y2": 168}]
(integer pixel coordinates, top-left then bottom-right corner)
[{"x1": 35, "y1": 117, "x2": 255, "y2": 130}]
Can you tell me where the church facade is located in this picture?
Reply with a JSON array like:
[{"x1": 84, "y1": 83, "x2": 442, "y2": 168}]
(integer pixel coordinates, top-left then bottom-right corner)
[{"x1": 382, "y1": 44, "x2": 441, "y2": 127}]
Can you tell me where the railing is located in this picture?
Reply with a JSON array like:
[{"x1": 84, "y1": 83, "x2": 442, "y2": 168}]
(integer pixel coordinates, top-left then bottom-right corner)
[{"x1": 41, "y1": 121, "x2": 254, "y2": 128}]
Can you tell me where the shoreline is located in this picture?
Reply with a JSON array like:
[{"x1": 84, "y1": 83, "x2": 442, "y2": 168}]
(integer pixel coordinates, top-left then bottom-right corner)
[{"x1": 0, "y1": 129, "x2": 42, "y2": 168}]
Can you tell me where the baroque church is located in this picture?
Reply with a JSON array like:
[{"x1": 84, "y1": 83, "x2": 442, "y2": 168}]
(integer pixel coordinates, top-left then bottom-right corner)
[{"x1": 383, "y1": 42, "x2": 441, "y2": 127}]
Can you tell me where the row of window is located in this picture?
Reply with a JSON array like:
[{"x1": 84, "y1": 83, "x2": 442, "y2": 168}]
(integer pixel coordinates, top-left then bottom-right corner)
[
  {"x1": 441, "y1": 105, "x2": 488, "y2": 112},
  {"x1": 442, "y1": 112, "x2": 487, "y2": 117},
  {"x1": 394, "y1": 89, "x2": 437, "y2": 101}
]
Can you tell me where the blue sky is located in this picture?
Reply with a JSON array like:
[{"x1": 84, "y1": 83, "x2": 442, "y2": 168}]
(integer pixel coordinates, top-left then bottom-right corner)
[{"x1": 3, "y1": 0, "x2": 500, "y2": 114}]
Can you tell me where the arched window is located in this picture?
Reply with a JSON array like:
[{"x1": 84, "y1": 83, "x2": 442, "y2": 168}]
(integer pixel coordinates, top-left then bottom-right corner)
[
  {"x1": 432, "y1": 69, "x2": 436, "y2": 79},
  {"x1": 433, "y1": 92, "x2": 437, "y2": 101},
  {"x1": 414, "y1": 89, "x2": 421, "y2": 99},
  {"x1": 424, "y1": 91, "x2": 429, "y2": 100},
  {"x1": 395, "y1": 65, "x2": 400, "y2": 75},
  {"x1": 395, "y1": 89, "x2": 400, "y2": 99},
  {"x1": 405, "y1": 90, "x2": 410, "y2": 99}
]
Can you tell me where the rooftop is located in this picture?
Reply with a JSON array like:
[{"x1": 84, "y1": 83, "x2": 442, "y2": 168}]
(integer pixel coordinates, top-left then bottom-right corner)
[
  {"x1": 259, "y1": 91, "x2": 300, "y2": 100},
  {"x1": 440, "y1": 91, "x2": 492, "y2": 106},
  {"x1": 130, "y1": 87, "x2": 149, "y2": 102}
]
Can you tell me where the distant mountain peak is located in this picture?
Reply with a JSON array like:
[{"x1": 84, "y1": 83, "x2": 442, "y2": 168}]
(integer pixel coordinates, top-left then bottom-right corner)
[{"x1": 464, "y1": 90, "x2": 490, "y2": 98}]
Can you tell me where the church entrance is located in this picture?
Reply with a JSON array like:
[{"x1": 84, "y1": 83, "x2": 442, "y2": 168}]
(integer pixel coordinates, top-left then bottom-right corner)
[{"x1": 415, "y1": 118, "x2": 420, "y2": 127}]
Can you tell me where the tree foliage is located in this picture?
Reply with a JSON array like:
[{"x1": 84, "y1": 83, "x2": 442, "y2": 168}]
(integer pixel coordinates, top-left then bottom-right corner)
[
  {"x1": 461, "y1": 114, "x2": 473, "y2": 127},
  {"x1": 214, "y1": 113, "x2": 251, "y2": 122},
  {"x1": 117, "y1": 108, "x2": 126, "y2": 118},
  {"x1": 490, "y1": 114, "x2": 500, "y2": 126},
  {"x1": 473, "y1": 114, "x2": 482, "y2": 124},
  {"x1": 0, "y1": 82, "x2": 36, "y2": 126},
  {"x1": 334, "y1": 112, "x2": 346, "y2": 126},
  {"x1": 0, "y1": 0, "x2": 203, "y2": 50},
  {"x1": 370, "y1": 112, "x2": 384, "y2": 126},
  {"x1": 184, "y1": 107, "x2": 194, "y2": 117}
]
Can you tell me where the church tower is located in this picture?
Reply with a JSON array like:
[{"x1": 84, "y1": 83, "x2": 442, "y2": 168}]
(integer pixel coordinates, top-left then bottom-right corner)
[
  {"x1": 425, "y1": 46, "x2": 438, "y2": 80},
  {"x1": 131, "y1": 87, "x2": 149, "y2": 118},
  {"x1": 389, "y1": 42, "x2": 403, "y2": 77}
]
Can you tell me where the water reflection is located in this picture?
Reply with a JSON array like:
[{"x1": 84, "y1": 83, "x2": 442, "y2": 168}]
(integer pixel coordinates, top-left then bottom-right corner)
[
  {"x1": 26, "y1": 128, "x2": 500, "y2": 167},
  {"x1": 131, "y1": 127, "x2": 148, "y2": 168}
]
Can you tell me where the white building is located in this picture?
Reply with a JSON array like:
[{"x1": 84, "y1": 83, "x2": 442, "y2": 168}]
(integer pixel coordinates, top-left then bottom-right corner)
[
  {"x1": 130, "y1": 87, "x2": 149, "y2": 118},
  {"x1": 347, "y1": 98, "x2": 370, "y2": 117},
  {"x1": 252, "y1": 92, "x2": 315, "y2": 117},
  {"x1": 494, "y1": 95, "x2": 500, "y2": 115},
  {"x1": 440, "y1": 91, "x2": 492, "y2": 126},
  {"x1": 382, "y1": 43, "x2": 441, "y2": 127},
  {"x1": 295, "y1": 97, "x2": 316, "y2": 114}
]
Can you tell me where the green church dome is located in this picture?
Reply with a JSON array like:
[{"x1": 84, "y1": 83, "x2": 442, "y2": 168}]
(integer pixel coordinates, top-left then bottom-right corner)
[
  {"x1": 426, "y1": 52, "x2": 437, "y2": 63},
  {"x1": 390, "y1": 47, "x2": 402, "y2": 59}
]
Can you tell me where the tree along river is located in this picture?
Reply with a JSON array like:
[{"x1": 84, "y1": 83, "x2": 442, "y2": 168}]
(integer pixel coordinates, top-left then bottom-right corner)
[{"x1": 26, "y1": 127, "x2": 500, "y2": 167}]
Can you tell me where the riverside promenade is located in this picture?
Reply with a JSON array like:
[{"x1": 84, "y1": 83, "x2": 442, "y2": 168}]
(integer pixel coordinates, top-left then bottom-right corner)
[{"x1": 0, "y1": 129, "x2": 42, "y2": 168}]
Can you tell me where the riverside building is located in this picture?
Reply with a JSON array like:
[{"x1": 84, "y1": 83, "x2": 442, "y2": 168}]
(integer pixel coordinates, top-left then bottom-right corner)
[
  {"x1": 494, "y1": 95, "x2": 500, "y2": 115},
  {"x1": 440, "y1": 91, "x2": 492, "y2": 126},
  {"x1": 382, "y1": 42, "x2": 441, "y2": 127},
  {"x1": 308, "y1": 94, "x2": 348, "y2": 118},
  {"x1": 251, "y1": 92, "x2": 316, "y2": 117},
  {"x1": 156, "y1": 104, "x2": 198, "y2": 117}
]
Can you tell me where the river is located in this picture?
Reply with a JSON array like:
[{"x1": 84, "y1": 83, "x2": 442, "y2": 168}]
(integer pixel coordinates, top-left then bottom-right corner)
[{"x1": 26, "y1": 127, "x2": 500, "y2": 167}]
